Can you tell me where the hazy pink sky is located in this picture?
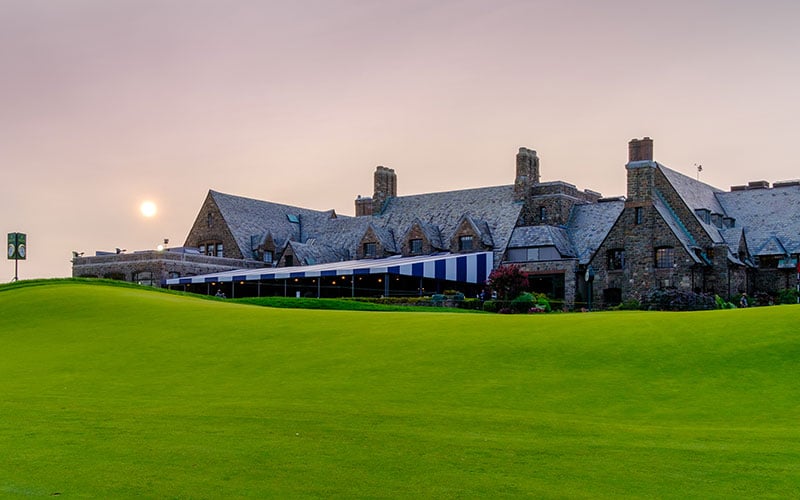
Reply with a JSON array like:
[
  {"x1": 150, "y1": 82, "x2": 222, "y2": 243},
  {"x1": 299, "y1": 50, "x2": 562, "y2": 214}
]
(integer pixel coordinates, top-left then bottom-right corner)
[{"x1": 2, "y1": 0, "x2": 799, "y2": 279}]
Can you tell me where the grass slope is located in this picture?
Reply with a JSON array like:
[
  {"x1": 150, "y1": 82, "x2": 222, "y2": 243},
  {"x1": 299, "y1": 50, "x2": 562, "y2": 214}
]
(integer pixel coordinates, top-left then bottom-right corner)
[{"x1": 1, "y1": 282, "x2": 798, "y2": 497}]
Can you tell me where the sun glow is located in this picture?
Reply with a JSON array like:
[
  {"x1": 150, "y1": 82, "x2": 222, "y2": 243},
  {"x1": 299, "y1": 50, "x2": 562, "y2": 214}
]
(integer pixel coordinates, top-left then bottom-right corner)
[{"x1": 140, "y1": 201, "x2": 157, "y2": 218}]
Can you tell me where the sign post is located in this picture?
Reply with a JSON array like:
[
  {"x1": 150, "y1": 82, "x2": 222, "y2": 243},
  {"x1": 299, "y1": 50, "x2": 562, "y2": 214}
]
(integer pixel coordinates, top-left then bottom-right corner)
[{"x1": 7, "y1": 232, "x2": 26, "y2": 281}]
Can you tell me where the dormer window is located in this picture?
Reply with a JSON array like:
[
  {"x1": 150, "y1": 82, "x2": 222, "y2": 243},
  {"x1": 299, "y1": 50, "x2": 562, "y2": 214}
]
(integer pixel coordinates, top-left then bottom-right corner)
[
  {"x1": 695, "y1": 209, "x2": 711, "y2": 224},
  {"x1": 458, "y1": 235, "x2": 473, "y2": 251},
  {"x1": 410, "y1": 238, "x2": 423, "y2": 255},
  {"x1": 364, "y1": 242, "x2": 377, "y2": 257}
]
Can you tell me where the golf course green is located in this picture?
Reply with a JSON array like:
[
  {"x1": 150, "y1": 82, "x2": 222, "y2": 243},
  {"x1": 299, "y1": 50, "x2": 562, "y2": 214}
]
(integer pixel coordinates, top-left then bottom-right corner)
[{"x1": 1, "y1": 280, "x2": 798, "y2": 497}]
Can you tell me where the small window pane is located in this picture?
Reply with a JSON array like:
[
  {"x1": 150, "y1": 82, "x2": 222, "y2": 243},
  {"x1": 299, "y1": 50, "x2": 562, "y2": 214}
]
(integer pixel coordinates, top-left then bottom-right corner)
[
  {"x1": 507, "y1": 248, "x2": 526, "y2": 262},
  {"x1": 655, "y1": 247, "x2": 674, "y2": 268}
]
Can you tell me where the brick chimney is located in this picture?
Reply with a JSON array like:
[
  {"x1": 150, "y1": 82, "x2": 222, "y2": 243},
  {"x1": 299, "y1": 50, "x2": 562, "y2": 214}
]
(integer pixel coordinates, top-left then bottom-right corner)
[
  {"x1": 373, "y1": 166, "x2": 397, "y2": 214},
  {"x1": 628, "y1": 137, "x2": 654, "y2": 162}
]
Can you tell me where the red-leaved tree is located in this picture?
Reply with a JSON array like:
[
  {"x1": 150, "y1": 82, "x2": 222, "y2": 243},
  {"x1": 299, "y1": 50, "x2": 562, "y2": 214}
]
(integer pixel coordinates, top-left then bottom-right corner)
[{"x1": 487, "y1": 264, "x2": 529, "y2": 300}]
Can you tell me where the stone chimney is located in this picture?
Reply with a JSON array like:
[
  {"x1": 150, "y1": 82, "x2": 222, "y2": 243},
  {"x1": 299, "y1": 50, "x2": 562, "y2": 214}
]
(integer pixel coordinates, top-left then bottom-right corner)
[
  {"x1": 628, "y1": 137, "x2": 654, "y2": 163},
  {"x1": 626, "y1": 137, "x2": 656, "y2": 202},
  {"x1": 373, "y1": 166, "x2": 397, "y2": 214},
  {"x1": 355, "y1": 195, "x2": 374, "y2": 216},
  {"x1": 514, "y1": 147, "x2": 540, "y2": 201}
]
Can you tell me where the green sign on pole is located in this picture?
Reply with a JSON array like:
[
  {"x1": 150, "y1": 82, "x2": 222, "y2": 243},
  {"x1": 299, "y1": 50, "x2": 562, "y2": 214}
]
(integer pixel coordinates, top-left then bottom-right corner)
[{"x1": 7, "y1": 232, "x2": 26, "y2": 260}]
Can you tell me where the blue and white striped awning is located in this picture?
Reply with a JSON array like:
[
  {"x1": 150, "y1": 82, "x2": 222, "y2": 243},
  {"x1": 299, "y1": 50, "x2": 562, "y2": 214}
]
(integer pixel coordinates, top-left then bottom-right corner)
[{"x1": 166, "y1": 252, "x2": 493, "y2": 285}]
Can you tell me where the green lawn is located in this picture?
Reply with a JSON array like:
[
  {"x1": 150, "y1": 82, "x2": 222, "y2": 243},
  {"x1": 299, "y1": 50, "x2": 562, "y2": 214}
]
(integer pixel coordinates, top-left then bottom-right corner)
[{"x1": 1, "y1": 281, "x2": 798, "y2": 497}]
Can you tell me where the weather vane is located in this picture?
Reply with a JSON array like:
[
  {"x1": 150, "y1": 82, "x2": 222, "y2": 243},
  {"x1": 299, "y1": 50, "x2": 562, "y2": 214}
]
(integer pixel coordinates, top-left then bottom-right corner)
[{"x1": 695, "y1": 163, "x2": 703, "y2": 181}]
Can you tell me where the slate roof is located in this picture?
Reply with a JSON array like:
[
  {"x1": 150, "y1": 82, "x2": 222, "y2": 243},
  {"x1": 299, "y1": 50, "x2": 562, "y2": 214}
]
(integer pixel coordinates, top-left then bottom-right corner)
[
  {"x1": 207, "y1": 185, "x2": 523, "y2": 267},
  {"x1": 286, "y1": 239, "x2": 350, "y2": 265},
  {"x1": 210, "y1": 190, "x2": 339, "y2": 259},
  {"x1": 658, "y1": 164, "x2": 725, "y2": 244},
  {"x1": 566, "y1": 200, "x2": 625, "y2": 264},
  {"x1": 653, "y1": 194, "x2": 703, "y2": 264},
  {"x1": 718, "y1": 227, "x2": 747, "y2": 265},
  {"x1": 716, "y1": 185, "x2": 800, "y2": 256},
  {"x1": 368, "y1": 223, "x2": 398, "y2": 253},
  {"x1": 404, "y1": 219, "x2": 444, "y2": 250},
  {"x1": 508, "y1": 226, "x2": 575, "y2": 257},
  {"x1": 374, "y1": 185, "x2": 523, "y2": 265}
]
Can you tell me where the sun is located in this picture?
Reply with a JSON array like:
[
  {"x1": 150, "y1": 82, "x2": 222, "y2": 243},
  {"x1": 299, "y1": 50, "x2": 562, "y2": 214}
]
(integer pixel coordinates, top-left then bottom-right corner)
[{"x1": 140, "y1": 200, "x2": 157, "y2": 218}]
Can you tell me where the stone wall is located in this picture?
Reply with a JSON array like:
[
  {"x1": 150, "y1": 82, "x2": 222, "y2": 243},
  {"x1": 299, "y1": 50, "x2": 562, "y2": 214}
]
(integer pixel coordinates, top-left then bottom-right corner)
[
  {"x1": 72, "y1": 250, "x2": 263, "y2": 284},
  {"x1": 517, "y1": 182, "x2": 600, "y2": 226},
  {"x1": 399, "y1": 224, "x2": 435, "y2": 256},
  {"x1": 183, "y1": 193, "x2": 243, "y2": 259},
  {"x1": 516, "y1": 259, "x2": 578, "y2": 305}
]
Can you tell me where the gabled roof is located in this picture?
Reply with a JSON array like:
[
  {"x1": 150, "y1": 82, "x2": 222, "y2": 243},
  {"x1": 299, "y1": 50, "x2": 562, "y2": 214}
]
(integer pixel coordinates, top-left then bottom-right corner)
[
  {"x1": 718, "y1": 226, "x2": 745, "y2": 255},
  {"x1": 652, "y1": 194, "x2": 703, "y2": 264},
  {"x1": 566, "y1": 200, "x2": 625, "y2": 265},
  {"x1": 375, "y1": 185, "x2": 522, "y2": 264},
  {"x1": 658, "y1": 165, "x2": 725, "y2": 244},
  {"x1": 716, "y1": 185, "x2": 800, "y2": 256},
  {"x1": 405, "y1": 219, "x2": 444, "y2": 250},
  {"x1": 508, "y1": 226, "x2": 575, "y2": 258},
  {"x1": 366, "y1": 223, "x2": 397, "y2": 253},
  {"x1": 210, "y1": 190, "x2": 340, "y2": 259},
  {"x1": 457, "y1": 214, "x2": 494, "y2": 247}
]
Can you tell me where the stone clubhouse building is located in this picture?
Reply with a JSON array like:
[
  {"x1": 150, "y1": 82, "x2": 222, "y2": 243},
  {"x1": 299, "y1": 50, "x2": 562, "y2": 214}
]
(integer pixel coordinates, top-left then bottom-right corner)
[{"x1": 72, "y1": 137, "x2": 800, "y2": 308}]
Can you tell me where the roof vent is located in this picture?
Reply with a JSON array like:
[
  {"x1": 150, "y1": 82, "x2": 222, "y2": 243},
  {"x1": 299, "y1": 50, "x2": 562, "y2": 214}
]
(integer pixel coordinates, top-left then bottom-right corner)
[
  {"x1": 773, "y1": 180, "x2": 800, "y2": 188},
  {"x1": 730, "y1": 185, "x2": 747, "y2": 191},
  {"x1": 747, "y1": 180, "x2": 770, "y2": 190}
]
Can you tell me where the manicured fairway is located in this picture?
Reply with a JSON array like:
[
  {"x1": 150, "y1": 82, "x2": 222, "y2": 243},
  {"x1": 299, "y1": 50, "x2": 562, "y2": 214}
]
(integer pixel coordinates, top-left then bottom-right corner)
[{"x1": 1, "y1": 281, "x2": 798, "y2": 497}]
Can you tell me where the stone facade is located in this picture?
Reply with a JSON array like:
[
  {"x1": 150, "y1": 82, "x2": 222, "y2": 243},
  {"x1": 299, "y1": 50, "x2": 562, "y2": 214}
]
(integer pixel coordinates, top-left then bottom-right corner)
[
  {"x1": 74, "y1": 137, "x2": 799, "y2": 306},
  {"x1": 399, "y1": 223, "x2": 436, "y2": 256},
  {"x1": 72, "y1": 250, "x2": 262, "y2": 285},
  {"x1": 183, "y1": 192, "x2": 243, "y2": 259}
]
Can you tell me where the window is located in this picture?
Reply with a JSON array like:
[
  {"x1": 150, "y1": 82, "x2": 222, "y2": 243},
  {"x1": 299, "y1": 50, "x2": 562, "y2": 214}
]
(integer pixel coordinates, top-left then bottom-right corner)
[
  {"x1": 539, "y1": 206, "x2": 547, "y2": 222},
  {"x1": 635, "y1": 207, "x2": 644, "y2": 225},
  {"x1": 363, "y1": 242, "x2": 377, "y2": 257},
  {"x1": 458, "y1": 235, "x2": 473, "y2": 251},
  {"x1": 607, "y1": 249, "x2": 625, "y2": 270},
  {"x1": 507, "y1": 248, "x2": 527, "y2": 262},
  {"x1": 409, "y1": 238, "x2": 423, "y2": 255},
  {"x1": 207, "y1": 213, "x2": 214, "y2": 227},
  {"x1": 284, "y1": 255, "x2": 294, "y2": 267},
  {"x1": 655, "y1": 247, "x2": 674, "y2": 269},
  {"x1": 263, "y1": 250, "x2": 273, "y2": 263},
  {"x1": 200, "y1": 241, "x2": 223, "y2": 256},
  {"x1": 506, "y1": 246, "x2": 560, "y2": 262}
]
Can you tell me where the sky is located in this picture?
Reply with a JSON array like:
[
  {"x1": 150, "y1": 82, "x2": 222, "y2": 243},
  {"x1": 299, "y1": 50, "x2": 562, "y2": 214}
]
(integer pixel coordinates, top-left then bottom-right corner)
[{"x1": 2, "y1": 0, "x2": 799, "y2": 279}]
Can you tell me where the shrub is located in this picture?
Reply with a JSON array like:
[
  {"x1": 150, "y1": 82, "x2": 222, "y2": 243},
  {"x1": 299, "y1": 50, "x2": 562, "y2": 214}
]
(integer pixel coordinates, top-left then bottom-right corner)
[
  {"x1": 511, "y1": 292, "x2": 534, "y2": 314},
  {"x1": 534, "y1": 293, "x2": 551, "y2": 313},
  {"x1": 714, "y1": 295, "x2": 736, "y2": 309},
  {"x1": 487, "y1": 265, "x2": 529, "y2": 301},
  {"x1": 777, "y1": 288, "x2": 799, "y2": 305},
  {"x1": 640, "y1": 289, "x2": 716, "y2": 311},
  {"x1": 482, "y1": 300, "x2": 498, "y2": 313},
  {"x1": 615, "y1": 299, "x2": 641, "y2": 311}
]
